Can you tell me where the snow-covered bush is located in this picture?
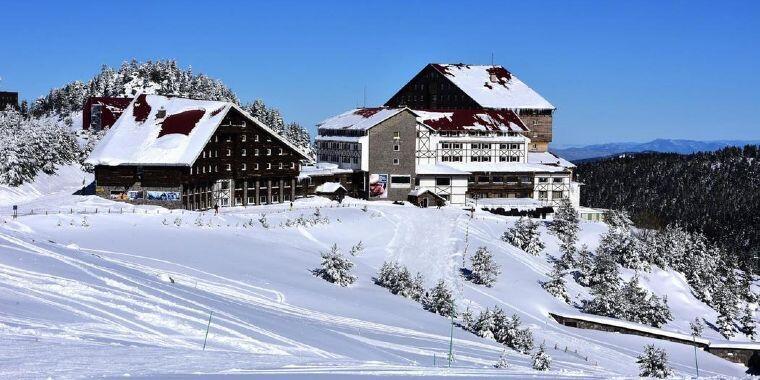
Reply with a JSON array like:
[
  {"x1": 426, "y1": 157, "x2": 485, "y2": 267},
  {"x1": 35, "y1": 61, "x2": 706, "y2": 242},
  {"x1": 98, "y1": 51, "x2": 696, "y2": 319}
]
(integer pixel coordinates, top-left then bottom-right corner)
[
  {"x1": 574, "y1": 244, "x2": 594, "y2": 287},
  {"x1": 583, "y1": 275, "x2": 672, "y2": 327},
  {"x1": 470, "y1": 307, "x2": 533, "y2": 354},
  {"x1": 259, "y1": 214, "x2": 269, "y2": 229},
  {"x1": 636, "y1": 345, "x2": 672, "y2": 378},
  {"x1": 421, "y1": 280, "x2": 455, "y2": 317},
  {"x1": 531, "y1": 343, "x2": 551, "y2": 371},
  {"x1": 502, "y1": 217, "x2": 544, "y2": 256},
  {"x1": 549, "y1": 199, "x2": 580, "y2": 259},
  {"x1": 494, "y1": 350, "x2": 509, "y2": 369},
  {"x1": 349, "y1": 241, "x2": 364, "y2": 256},
  {"x1": 468, "y1": 246, "x2": 501, "y2": 287},
  {"x1": 313, "y1": 244, "x2": 356, "y2": 287}
]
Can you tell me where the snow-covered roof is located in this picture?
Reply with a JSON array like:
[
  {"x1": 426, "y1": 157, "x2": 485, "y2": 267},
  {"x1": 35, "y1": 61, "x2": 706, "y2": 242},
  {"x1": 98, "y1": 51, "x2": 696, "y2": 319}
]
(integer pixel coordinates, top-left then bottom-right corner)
[
  {"x1": 317, "y1": 107, "x2": 408, "y2": 131},
  {"x1": 414, "y1": 109, "x2": 528, "y2": 132},
  {"x1": 298, "y1": 162, "x2": 354, "y2": 179},
  {"x1": 408, "y1": 188, "x2": 445, "y2": 199},
  {"x1": 416, "y1": 163, "x2": 470, "y2": 176},
  {"x1": 315, "y1": 182, "x2": 346, "y2": 194},
  {"x1": 431, "y1": 64, "x2": 554, "y2": 110},
  {"x1": 476, "y1": 198, "x2": 546, "y2": 211},
  {"x1": 528, "y1": 152, "x2": 576, "y2": 168},
  {"x1": 87, "y1": 94, "x2": 307, "y2": 166},
  {"x1": 444, "y1": 162, "x2": 570, "y2": 174}
]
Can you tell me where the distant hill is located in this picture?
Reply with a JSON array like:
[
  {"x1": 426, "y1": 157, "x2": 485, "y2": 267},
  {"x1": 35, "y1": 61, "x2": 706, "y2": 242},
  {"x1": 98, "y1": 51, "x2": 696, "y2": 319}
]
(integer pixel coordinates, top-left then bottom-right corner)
[{"x1": 552, "y1": 139, "x2": 760, "y2": 161}]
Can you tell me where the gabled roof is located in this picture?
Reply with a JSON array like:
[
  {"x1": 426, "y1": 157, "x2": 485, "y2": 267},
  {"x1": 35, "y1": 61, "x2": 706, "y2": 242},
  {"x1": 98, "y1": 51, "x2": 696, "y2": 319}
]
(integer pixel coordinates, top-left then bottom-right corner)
[
  {"x1": 87, "y1": 94, "x2": 307, "y2": 166},
  {"x1": 528, "y1": 152, "x2": 576, "y2": 168},
  {"x1": 414, "y1": 109, "x2": 529, "y2": 132},
  {"x1": 315, "y1": 182, "x2": 347, "y2": 194},
  {"x1": 316, "y1": 107, "x2": 411, "y2": 132},
  {"x1": 430, "y1": 64, "x2": 554, "y2": 110}
]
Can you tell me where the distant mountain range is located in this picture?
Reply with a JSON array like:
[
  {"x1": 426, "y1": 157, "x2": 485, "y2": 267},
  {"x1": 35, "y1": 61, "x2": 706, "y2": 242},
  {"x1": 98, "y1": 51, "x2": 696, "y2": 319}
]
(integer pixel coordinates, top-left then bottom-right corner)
[{"x1": 551, "y1": 139, "x2": 760, "y2": 162}]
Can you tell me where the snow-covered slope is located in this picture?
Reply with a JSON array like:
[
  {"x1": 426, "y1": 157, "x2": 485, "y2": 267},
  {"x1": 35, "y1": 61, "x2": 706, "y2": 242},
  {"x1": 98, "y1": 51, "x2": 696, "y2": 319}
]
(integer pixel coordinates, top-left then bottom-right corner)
[{"x1": 0, "y1": 176, "x2": 751, "y2": 378}]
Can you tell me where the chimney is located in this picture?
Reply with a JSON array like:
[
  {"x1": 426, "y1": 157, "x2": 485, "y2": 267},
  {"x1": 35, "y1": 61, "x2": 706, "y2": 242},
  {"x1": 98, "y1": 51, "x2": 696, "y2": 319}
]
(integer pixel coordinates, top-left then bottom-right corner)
[
  {"x1": 489, "y1": 73, "x2": 499, "y2": 83},
  {"x1": 156, "y1": 107, "x2": 167, "y2": 119}
]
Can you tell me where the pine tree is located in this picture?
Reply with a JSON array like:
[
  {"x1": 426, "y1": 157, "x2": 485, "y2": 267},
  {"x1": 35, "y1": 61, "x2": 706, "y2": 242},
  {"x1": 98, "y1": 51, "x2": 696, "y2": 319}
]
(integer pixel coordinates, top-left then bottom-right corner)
[
  {"x1": 459, "y1": 306, "x2": 474, "y2": 331},
  {"x1": 636, "y1": 345, "x2": 672, "y2": 378},
  {"x1": 598, "y1": 210, "x2": 643, "y2": 269},
  {"x1": 542, "y1": 261, "x2": 570, "y2": 303},
  {"x1": 575, "y1": 244, "x2": 594, "y2": 287},
  {"x1": 469, "y1": 246, "x2": 501, "y2": 287},
  {"x1": 689, "y1": 317, "x2": 704, "y2": 337},
  {"x1": 502, "y1": 217, "x2": 545, "y2": 256},
  {"x1": 423, "y1": 280, "x2": 456, "y2": 317},
  {"x1": 313, "y1": 243, "x2": 356, "y2": 286},
  {"x1": 473, "y1": 308, "x2": 496, "y2": 340},
  {"x1": 531, "y1": 343, "x2": 551, "y2": 371},
  {"x1": 549, "y1": 198, "x2": 580, "y2": 250},
  {"x1": 740, "y1": 304, "x2": 756, "y2": 341},
  {"x1": 589, "y1": 248, "x2": 620, "y2": 288}
]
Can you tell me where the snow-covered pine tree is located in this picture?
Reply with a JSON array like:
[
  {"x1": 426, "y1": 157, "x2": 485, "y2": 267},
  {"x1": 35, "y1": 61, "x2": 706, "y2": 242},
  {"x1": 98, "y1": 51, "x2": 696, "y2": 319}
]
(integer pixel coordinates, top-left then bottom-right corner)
[
  {"x1": 542, "y1": 261, "x2": 570, "y2": 303},
  {"x1": 598, "y1": 210, "x2": 643, "y2": 269},
  {"x1": 494, "y1": 350, "x2": 510, "y2": 369},
  {"x1": 459, "y1": 306, "x2": 474, "y2": 332},
  {"x1": 740, "y1": 304, "x2": 757, "y2": 341},
  {"x1": 636, "y1": 345, "x2": 672, "y2": 378},
  {"x1": 502, "y1": 217, "x2": 545, "y2": 256},
  {"x1": 349, "y1": 241, "x2": 364, "y2": 256},
  {"x1": 469, "y1": 246, "x2": 501, "y2": 287},
  {"x1": 589, "y1": 248, "x2": 620, "y2": 288},
  {"x1": 423, "y1": 280, "x2": 456, "y2": 317},
  {"x1": 575, "y1": 244, "x2": 594, "y2": 287},
  {"x1": 410, "y1": 272, "x2": 425, "y2": 301},
  {"x1": 473, "y1": 308, "x2": 496, "y2": 340},
  {"x1": 690, "y1": 317, "x2": 704, "y2": 337},
  {"x1": 548, "y1": 199, "x2": 580, "y2": 262},
  {"x1": 313, "y1": 243, "x2": 356, "y2": 287},
  {"x1": 531, "y1": 343, "x2": 551, "y2": 371},
  {"x1": 645, "y1": 294, "x2": 673, "y2": 328}
]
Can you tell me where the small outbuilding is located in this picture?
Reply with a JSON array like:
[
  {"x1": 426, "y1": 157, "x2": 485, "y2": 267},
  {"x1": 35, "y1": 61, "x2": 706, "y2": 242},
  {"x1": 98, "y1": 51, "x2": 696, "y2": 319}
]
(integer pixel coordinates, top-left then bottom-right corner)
[
  {"x1": 408, "y1": 188, "x2": 445, "y2": 208},
  {"x1": 315, "y1": 182, "x2": 347, "y2": 203}
]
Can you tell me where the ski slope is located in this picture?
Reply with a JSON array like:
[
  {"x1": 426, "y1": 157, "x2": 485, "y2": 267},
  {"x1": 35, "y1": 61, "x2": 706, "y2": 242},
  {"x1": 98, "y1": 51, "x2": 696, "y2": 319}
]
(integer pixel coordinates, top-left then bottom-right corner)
[{"x1": 0, "y1": 169, "x2": 752, "y2": 378}]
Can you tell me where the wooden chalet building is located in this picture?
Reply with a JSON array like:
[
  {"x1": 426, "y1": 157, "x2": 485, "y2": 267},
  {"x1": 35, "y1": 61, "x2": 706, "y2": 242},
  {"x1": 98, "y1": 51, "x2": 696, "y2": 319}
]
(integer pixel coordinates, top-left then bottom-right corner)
[
  {"x1": 87, "y1": 94, "x2": 309, "y2": 210},
  {"x1": 385, "y1": 63, "x2": 555, "y2": 152}
]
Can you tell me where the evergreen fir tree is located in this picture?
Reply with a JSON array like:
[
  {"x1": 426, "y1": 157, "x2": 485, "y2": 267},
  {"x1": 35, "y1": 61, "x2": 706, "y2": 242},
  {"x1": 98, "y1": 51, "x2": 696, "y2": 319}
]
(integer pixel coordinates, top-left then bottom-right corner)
[
  {"x1": 502, "y1": 217, "x2": 545, "y2": 256},
  {"x1": 549, "y1": 198, "x2": 580, "y2": 251},
  {"x1": 494, "y1": 350, "x2": 510, "y2": 369},
  {"x1": 459, "y1": 306, "x2": 474, "y2": 332},
  {"x1": 423, "y1": 280, "x2": 456, "y2": 317},
  {"x1": 313, "y1": 243, "x2": 356, "y2": 286},
  {"x1": 575, "y1": 244, "x2": 594, "y2": 287},
  {"x1": 636, "y1": 345, "x2": 672, "y2": 378},
  {"x1": 531, "y1": 343, "x2": 551, "y2": 371},
  {"x1": 598, "y1": 210, "x2": 643, "y2": 269},
  {"x1": 740, "y1": 304, "x2": 756, "y2": 341},
  {"x1": 542, "y1": 261, "x2": 570, "y2": 303},
  {"x1": 469, "y1": 246, "x2": 501, "y2": 287},
  {"x1": 689, "y1": 317, "x2": 704, "y2": 337}
]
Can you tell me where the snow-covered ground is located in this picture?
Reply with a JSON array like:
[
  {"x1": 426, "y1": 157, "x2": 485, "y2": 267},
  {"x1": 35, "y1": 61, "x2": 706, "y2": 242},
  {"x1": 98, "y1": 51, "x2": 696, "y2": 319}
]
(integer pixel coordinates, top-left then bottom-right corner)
[{"x1": 0, "y1": 166, "x2": 753, "y2": 378}]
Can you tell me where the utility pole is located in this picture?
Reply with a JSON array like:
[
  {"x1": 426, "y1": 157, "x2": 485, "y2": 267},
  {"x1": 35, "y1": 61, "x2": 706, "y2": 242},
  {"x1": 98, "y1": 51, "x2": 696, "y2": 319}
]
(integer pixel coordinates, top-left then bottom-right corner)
[
  {"x1": 692, "y1": 334, "x2": 699, "y2": 378},
  {"x1": 203, "y1": 311, "x2": 214, "y2": 350},
  {"x1": 448, "y1": 301, "x2": 455, "y2": 367}
]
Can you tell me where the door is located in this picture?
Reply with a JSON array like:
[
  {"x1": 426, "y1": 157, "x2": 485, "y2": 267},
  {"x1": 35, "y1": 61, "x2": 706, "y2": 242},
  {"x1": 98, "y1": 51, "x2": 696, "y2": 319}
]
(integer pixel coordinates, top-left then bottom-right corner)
[{"x1": 420, "y1": 197, "x2": 428, "y2": 208}]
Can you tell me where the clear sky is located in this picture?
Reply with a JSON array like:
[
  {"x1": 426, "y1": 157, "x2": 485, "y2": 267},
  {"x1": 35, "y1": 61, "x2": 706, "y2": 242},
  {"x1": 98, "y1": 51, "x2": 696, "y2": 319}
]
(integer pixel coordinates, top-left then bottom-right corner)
[{"x1": 1, "y1": 0, "x2": 758, "y2": 146}]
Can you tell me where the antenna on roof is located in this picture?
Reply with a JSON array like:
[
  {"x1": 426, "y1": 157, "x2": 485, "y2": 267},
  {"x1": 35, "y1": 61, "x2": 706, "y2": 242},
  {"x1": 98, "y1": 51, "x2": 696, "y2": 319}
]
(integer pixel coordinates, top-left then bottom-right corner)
[
  {"x1": 491, "y1": 52, "x2": 494, "y2": 66},
  {"x1": 363, "y1": 85, "x2": 367, "y2": 108}
]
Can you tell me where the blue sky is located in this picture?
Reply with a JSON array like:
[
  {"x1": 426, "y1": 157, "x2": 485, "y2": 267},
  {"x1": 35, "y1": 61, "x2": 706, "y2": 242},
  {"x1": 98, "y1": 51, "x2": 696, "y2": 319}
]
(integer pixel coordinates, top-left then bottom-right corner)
[{"x1": 1, "y1": 0, "x2": 758, "y2": 145}]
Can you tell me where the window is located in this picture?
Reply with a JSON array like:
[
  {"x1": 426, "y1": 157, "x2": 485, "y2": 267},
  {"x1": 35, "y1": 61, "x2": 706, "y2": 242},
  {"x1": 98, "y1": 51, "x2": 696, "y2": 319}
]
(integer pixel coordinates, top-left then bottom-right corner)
[
  {"x1": 538, "y1": 191, "x2": 548, "y2": 199},
  {"x1": 468, "y1": 176, "x2": 476, "y2": 183},
  {"x1": 506, "y1": 176, "x2": 518, "y2": 183},
  {"x1": 255, "y1": 134, "x2": 259, "y2": 142},
  {"x1": 254, "y1": 163, "x2": 259, "y2": 170},
  {"x1": 278, "y1": 162, "x2": 284, "y2": 169},
  {"x1": 279, "y1": 148, "x2": 284, "y2": 155},
  {"x1": 553, "y1": 177, "x2": 564, "y2": 183},
  {"x1": 190, "y1": 167, "x2": 193, "y2": 175},
  {"x1": 241, "y1": 163, "x2": 247, "y2": 171},
  {"x1": 435, "y1": 177, "x2": 451, "y2": 186},
  {"x1": 226, "y1": 164, "x2": 232, "y2": 171},
  {"x1": 214, "y1": 165, "x2": 218, "y2": 172},
  {"x1": 226, "y1": 135, "x2": 232, "y2": 142},
  {"x1": 267, "y1": 163, "x2": 272, "y2": 170},
  {"x1": 214, "y1": 136, "x2": 218, "y2": 142},
  {"x1": 226, "y1": 149, "x2": 232, "y2": 157},
  {"x1": 492, "y1": 176, "x2": 504, "y2": 183},
  {"x1": 553, "y1": 191, "x2": 564, "y2": 199},
  {"x1": 391, "y1": 175, "x2": 411, "y2": 188},
  {"x1": 202, "y1": 166, "x2": 206, "y2": 174},
  {"x1": 202, "y1": 151, "x2": 206, "y2": 158},
  {"x1": 393, "y1": 144, "x2": 400, "y2": 151},
  {"x1": 393, "y1": 131, "x2": 400, "y2": 139},
  {"x1": 267, "y1": 149, "x2": 272, "y2": 156},
  {"x1": 255, "y1": 149, "x2": 259, "y2": 156},
  {"x1": 538, "y1": 177, "x2": 549, "y2": 183},
  {"x1": 241, "y1": 148, "x2": 247, "y2": 156},
  {"x1": 393, "y1": 158, "x2": 400, "y2": 165},
  {"x1": 472, "y1": 156, "x2": 492, "y2": 162},
  {"x1": 215, "y1": 150, "x2": 218, "y2": 158},
  {"x1": 266, "y1": 136, "x2": 271, "y2": 142},
  {"x1": 291, "y1": 162, "x2": 296, "y2": 169},
  {"x1": 241, "y1": 134, "x2": 247, "y2": 142},
  {"x1": 477, "y1": 176, "x2": 490, "y2": 183}
]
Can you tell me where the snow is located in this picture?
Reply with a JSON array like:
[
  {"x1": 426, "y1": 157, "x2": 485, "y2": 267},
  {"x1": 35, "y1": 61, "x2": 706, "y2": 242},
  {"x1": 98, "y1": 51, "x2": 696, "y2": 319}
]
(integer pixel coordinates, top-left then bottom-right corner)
[
  {"x1": 408, "y1": 188, "x2": 439, "y2": 197},
  {"x1": 414, "y1": 109, "x2": 528, "y2": 132},
  {"x1": 299, "y1": 163, "x2": 355, "y2": 180},
  {"x1": 432, "y1": 64, "x2": 554, "y2": 110},
  {"x1": 87, "y1": 94, "x2": 231, "y2": 166},
  {"x1": 317, "y1": 108, "x2": 406, "y2": 131},
  {"x1": 0, "y1": 168, "x2": 753, "y2": 378},
  {"x1": 416, "y1": 164, "x2": 470, "y2": 175},
  {"x1": 528, "y1": 152, "x2": 576, "y2": 169},
  {"x1": 315, "y1": 182, "x2": 346, "y2": 193},
  {"x1": 475, "y1": 198, "x2": 545, "y2": 211},
  {"x1": 0, "y1": 165, "x2": 91, "y2": 207},
  {"x1": 445, "y1": 162, "x2": 570, "y2": 173}
]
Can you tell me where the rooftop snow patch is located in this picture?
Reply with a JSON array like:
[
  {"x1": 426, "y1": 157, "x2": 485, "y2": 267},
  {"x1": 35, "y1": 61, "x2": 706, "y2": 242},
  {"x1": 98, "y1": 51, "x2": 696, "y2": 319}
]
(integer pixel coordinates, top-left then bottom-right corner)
[
  {"x1": 315, "y1": 182, "x2": 346, "y2": 194},
  {"x1": 431, "y1": 64, "x2": 554, "y2": 110},
  {"x1": 416, "y1": 163, "x2": 470, "y2": 175},
  {"x1": 528, "y1": 152, "x2": 576, "y2": 168},
  {"x1": 87, "y1": 94, "x2": 231, "y2": 166},
  {"x1": 317, "y1": 107, "x2": 407, "y2": 131},
  {"x1": 414, "y1": 109, "x2": 528, "y2": 132}
]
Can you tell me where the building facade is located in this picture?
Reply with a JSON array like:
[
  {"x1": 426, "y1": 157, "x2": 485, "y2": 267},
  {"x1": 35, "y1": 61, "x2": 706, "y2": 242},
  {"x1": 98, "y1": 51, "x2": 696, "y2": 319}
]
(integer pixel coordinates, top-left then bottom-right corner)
[
  {"x1": 87, "y1": 94, "x2": 308, "y2": 210},
  {"x1": 385, "y1": 64, "x2": 555, "y2": 152}
]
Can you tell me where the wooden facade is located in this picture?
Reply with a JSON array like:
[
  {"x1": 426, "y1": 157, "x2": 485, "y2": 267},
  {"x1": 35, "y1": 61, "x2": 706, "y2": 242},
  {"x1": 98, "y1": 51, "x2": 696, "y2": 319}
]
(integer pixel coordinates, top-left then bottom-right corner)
[{"x1": 94, "y1": 107, "x2": 307, "y2": 210}]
